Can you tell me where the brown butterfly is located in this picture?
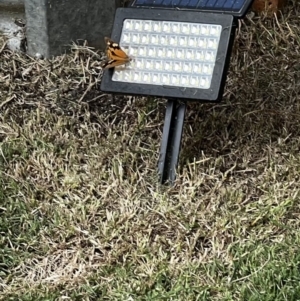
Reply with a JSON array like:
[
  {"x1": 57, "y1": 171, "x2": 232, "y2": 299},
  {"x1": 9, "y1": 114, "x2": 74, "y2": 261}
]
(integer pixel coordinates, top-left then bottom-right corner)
[{"x1": 101, "y1": 37, "x2": 131, "y2": 69}]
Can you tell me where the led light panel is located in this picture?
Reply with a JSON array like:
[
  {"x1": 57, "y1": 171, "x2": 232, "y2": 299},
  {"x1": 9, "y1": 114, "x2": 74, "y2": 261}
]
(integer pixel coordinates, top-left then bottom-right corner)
[
  {"x1": 101, "y1": 8, "x2": 235, "y2": 101},
  {"x1": 112, "y1": 20, "x2": 221, "y2": 89},
  {"x1": 130, "y1": 0, "x2": 254, "y2": 17}
]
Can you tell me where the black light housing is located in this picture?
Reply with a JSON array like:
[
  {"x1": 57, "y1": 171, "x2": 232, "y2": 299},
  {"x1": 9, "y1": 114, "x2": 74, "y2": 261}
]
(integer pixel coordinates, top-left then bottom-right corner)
[{"x1": 101, "y1": 8, "x2": 235, "y2": 102}]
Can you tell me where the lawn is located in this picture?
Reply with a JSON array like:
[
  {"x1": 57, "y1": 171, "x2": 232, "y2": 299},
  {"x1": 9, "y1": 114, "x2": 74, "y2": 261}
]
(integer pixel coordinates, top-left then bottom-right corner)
[{"x1": 1, "y1": 2, "x2": 300, "y2": 300}]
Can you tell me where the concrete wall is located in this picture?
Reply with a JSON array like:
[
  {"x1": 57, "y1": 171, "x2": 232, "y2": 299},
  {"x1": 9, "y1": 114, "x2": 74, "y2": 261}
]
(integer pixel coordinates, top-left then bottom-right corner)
[{"x1": 0, "y1": 0, "x2": 119, "y2": 57}]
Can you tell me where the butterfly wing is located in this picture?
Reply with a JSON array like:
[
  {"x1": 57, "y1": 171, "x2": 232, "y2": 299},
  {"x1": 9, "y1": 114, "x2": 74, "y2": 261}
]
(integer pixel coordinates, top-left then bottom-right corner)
[
  {"x1": 100, "y1": 59, "x2": 130, "y2": 69},
  {"x1": 104, "y1": 37, "x2": 130, "y2": 61},
  {"x1": 101, "y1": 37, "x2": 131, "y2": 69}
]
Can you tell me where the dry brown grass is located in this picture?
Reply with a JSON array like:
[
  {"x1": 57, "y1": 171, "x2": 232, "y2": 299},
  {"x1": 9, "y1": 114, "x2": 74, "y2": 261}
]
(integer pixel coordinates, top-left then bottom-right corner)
[{"x1": 1, "y1": 2, "x2": 300, "y2": 300}]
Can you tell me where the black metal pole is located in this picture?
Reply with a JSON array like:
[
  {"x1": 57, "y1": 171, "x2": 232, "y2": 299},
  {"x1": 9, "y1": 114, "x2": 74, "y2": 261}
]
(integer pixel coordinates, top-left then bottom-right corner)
[{"x1": 158, "y1": 99, "x2": 186, "y2": 185}]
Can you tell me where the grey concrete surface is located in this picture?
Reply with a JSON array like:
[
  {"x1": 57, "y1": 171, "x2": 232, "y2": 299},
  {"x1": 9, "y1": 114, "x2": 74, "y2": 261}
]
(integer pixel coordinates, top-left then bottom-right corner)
[
  {"x1": 0, "y1": 0, "x2": 119, "y2": 57},
  {"x1": 25, "y1": 0, "x2": 120, "y2": 58},
  {"x1": 0, "y1": 1, "x2": 25, "y2": 51}
]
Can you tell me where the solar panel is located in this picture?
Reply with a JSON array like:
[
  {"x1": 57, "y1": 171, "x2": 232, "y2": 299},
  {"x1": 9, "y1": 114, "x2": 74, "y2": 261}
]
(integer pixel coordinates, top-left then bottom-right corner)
[{"x1": 131, "y1": 0, "x2": 254, "y2": 17}]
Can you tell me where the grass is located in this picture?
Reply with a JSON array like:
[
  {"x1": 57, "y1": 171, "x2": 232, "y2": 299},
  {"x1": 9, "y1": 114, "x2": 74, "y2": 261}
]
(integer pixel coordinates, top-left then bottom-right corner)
[{"x1": 1, "y1": 2, "x2": 300, "y2": 300}]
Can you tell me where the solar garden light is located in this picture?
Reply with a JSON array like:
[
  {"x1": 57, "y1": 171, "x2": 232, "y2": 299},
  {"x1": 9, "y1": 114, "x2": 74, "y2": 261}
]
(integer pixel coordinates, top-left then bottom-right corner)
[{"x1": 101, "y1": 0, "x2": 254, "y2": 185}]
